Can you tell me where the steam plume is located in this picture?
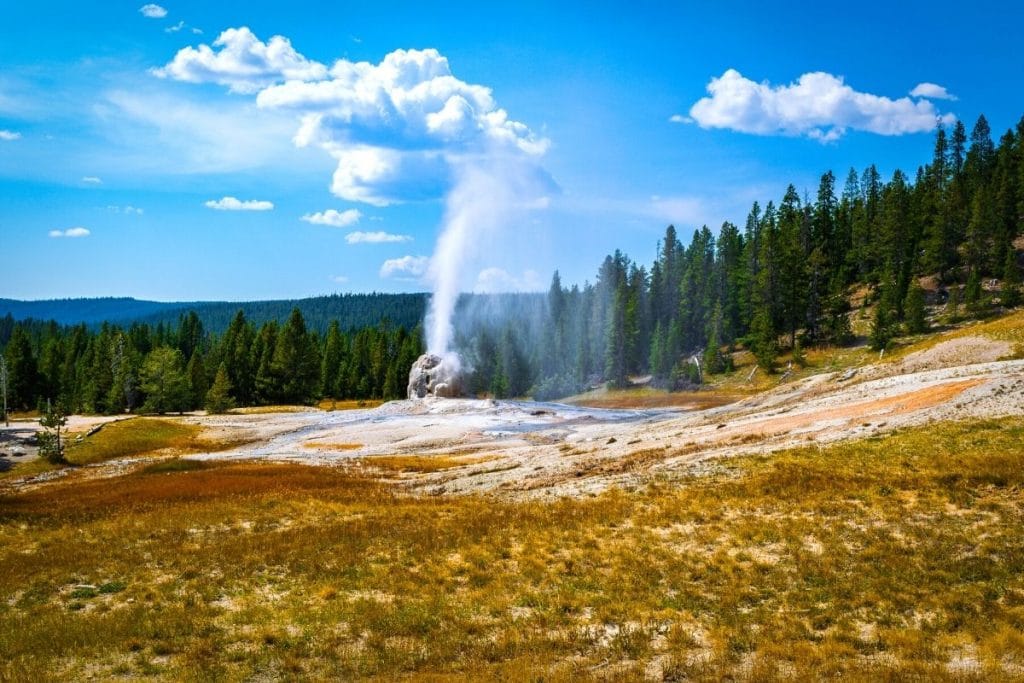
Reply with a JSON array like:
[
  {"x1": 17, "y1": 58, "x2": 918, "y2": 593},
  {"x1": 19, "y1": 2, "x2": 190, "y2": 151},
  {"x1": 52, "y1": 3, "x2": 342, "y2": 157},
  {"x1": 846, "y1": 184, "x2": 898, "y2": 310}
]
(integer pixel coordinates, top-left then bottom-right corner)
[{"x1": 425, "y1": 155, "x2": 551, "y2": 355}]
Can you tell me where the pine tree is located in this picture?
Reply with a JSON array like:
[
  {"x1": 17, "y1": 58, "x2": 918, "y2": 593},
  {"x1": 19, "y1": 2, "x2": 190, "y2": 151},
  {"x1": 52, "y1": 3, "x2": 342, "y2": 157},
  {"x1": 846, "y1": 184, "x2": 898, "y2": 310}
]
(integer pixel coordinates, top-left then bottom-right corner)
[
  {"x1": 1003, "y1": 249, "x2": 1021, "y2": 308},
  {"x1": 272, "y1": 309, "x2": 320, "y2": 404},
  {"x1": 964, "y1": 269, "x2": 984, "y2": 311},
  {"x1": 3, "y1": 326, "x2": 37, "y2": 411},
  {"x1": 37, "y1": 400, "x2": 68, "y2": 464},
  {"x1": 187, "y1": 350, "x2": 208, "y2": 410},
  {"x1": 206, "y1": 363, "x2": 235, "y2": 414},
  {"x1": 749, "y1": 305, "x2": 777, "y2": 371},
  {"x1": 140, "y1": 348, "x2": 190, "y2": 415},
  {"x1": 321, "y1": 321, "x2": 343, "y2": 397},
  {"x1": 903, "y1": 279, "x2": 928, "y2": 334}
]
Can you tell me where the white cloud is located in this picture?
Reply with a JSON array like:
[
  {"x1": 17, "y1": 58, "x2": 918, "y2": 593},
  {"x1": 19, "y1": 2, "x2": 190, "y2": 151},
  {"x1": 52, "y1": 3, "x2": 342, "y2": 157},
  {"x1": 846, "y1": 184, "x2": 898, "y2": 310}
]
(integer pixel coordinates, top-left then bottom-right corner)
[
  {"x1": 345, "y1": 230, "x2": 411, "y2": 244},
  {"x1": 204, "y1": 196, "x2": 274, "y2": 211},
  {"x1": 300, "y1": 208, "x2": 362, "y2": 227},
  {"x1": 49, "y1": 227, "x2": 90, "y2": 238},
  {"x1": 158, "y1": 31, "x2": 550, "y2": 205},
  {"x1": 380, "y1": 255, "x2": 429, "y2": 279},
  {"x1": 910, "y1": 82, "x2": 957, "y2": 101},
  {"x1": 668, "y1": 114, "x2": 691, "y2": 124},
  {"x1": 139, "y1": 4, "x2": 167, "y2": 19},
  {"x1": 688, "y1": 69, "x2": 955, "y2": 142},
  {"x1": 82, "y1": 175, "x2": 102, "y2": 184},
  {"x1": 102, "y1": 89, "x2": 302, "y2": 174},
  {"x1": 108, "y1": 205, "x2": 144, "y2": 215},
  {"x1": 0, "y1": 130, "x2": 21, "y2": 141},
  {"x1": 153, "y1": 27, "x2": 329, "y2": 94},
  {"x1": 166, "y1": 20, "x2": 186, "y2": 33},
  {"x1": 329, "y1": 274, "x2": 349, "y2": 284},
  {"x1": 192, "y1": 27, "x2": 203, "y2": 35},
  {"x1": 472, "y1": 267, "x2": 543, "y2": 293}
]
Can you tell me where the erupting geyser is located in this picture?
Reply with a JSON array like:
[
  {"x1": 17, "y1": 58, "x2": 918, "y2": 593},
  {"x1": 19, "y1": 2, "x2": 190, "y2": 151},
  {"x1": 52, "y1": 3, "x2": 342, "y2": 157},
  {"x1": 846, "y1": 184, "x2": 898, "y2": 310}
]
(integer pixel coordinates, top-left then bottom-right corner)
[{"x1": 407, "y1": 352, "x2": 462, "y2": 399}]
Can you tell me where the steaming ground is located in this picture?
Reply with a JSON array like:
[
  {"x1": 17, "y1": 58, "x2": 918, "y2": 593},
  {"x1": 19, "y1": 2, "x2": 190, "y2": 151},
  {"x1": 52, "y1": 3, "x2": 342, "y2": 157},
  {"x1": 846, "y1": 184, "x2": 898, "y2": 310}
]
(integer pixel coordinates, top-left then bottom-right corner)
[{"x1": 7, "y1": 335, "x2": 1023, "y2": 497}]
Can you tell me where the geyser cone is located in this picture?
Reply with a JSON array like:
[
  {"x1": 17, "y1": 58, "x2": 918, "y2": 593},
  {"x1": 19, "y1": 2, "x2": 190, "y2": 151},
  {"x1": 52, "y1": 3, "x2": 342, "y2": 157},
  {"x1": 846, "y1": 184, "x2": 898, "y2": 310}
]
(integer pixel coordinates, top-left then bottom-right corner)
[{"x1": 408, "y1": 353, "x2": 463, "y2": 399}]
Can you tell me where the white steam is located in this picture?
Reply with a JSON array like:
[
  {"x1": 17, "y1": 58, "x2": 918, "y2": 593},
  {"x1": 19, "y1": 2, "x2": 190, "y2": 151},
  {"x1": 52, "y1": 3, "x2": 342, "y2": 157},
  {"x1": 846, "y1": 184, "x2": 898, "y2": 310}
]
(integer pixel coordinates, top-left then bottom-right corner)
[{"x1": 424, "y1": 155, "x2": 550, "y2": 355}]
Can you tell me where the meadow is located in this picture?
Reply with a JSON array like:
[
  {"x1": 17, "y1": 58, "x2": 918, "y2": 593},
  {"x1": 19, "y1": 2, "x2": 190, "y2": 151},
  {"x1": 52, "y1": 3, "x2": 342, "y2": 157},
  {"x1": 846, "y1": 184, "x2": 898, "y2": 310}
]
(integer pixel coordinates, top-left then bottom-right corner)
[{"x1": 2, "y1": 417, "x2": 1023, "y2": 680}]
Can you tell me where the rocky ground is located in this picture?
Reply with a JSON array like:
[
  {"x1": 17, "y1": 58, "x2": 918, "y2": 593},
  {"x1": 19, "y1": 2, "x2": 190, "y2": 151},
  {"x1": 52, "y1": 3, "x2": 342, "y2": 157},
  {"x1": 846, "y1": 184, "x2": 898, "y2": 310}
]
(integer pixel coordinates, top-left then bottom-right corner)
[{"x1": 4, "y1": 334, "x2": 1022, "y2": 498}]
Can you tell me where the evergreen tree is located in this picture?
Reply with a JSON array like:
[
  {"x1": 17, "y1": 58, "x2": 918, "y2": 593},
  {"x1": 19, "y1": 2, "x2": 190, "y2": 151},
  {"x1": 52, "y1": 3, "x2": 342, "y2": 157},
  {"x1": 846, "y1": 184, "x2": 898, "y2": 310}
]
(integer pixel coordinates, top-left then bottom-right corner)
[
  {"x1": 187, "y1": 350, "x2": 208, "y2": 410},
  {"x1": 3, "y1": 326, "x2": 37, "y2": 411},
  {"x1": 903, "y1": 279, "x2": 928, "y2": 334},
  {"x1": 1003, "y1": 249, "x2": 1021, "y2": 308},
  {"x1": 37, "y1": 400, "x2": 68, "y2": 464},
  {"x1": 321, "y1": 320, "x2": 343, "y2": 397},
  {"x1": 205, "y1": 362, "x2": 235, "y2": 414},
  {"x1": 140, "y1": 348, "x2": 190, "y2": 414},
  {"x1": 272, "y1": 309, "x2": 320, "y2": 404}
]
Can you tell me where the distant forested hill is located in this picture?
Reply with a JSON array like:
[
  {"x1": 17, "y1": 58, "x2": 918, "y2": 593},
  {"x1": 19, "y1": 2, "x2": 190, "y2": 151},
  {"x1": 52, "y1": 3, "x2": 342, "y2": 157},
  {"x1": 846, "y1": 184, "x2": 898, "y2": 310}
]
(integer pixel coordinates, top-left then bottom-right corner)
[{"x1": 0, "y1": 293, "x2": 429, "y2": 335}]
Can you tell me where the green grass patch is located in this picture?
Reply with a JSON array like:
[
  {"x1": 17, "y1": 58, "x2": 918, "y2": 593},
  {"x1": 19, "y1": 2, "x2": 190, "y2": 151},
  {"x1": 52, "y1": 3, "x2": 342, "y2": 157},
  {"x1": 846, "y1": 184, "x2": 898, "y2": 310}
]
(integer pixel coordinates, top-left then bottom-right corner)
[{"x1": 64, "y1": 418, "x2": 243, "y2": 466}]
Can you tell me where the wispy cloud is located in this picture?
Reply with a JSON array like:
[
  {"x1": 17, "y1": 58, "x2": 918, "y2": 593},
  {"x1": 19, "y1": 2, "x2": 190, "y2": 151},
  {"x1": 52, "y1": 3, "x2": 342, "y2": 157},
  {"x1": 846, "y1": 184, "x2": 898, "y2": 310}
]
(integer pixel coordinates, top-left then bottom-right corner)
[
  {"x1": 668, "y1": 114, "x2": 691, "y2": 124},
  {"x1": 329, "y1": 274, "x2": 349, "y2": 284},
  {"x1": 204, "y1": 196, "x2": 274, "y2": 211},
  {"x1": 82, "y1": 176, "x2": 102, "y2": 184},
  {"x1": 380, "y1": 255, "x2": 429, "y2": 279},
  {"x1": 345, "y1": 230, "x2": 411, "y2": 244},
  {"x1": 0, "y1": 130, "x2": 21, "y2": 141},
  {"x1": 686, "y1": 69, "x2": 955, "y2": 142},
  {"x1": 49, "y1": 227, "x2": 90, "y2": 238},
  {"x1": 301, "y1": 208, "x2": 361, "y2": 227},
  {"x1": 910, "y1": 82, "x2": 957, "y2": 101},
  {"x1": 165, "y1": 20, "x2": 186, "y2": 33},
  {"x1": 107, "y1": 205, "x2": 144, "y2": 215},
  {"x1": 472, "y1": 267, "x2": 543, "y2": 293},
  {"x1": 139, "y1": 4, "x2": 167, "y2": 19}
]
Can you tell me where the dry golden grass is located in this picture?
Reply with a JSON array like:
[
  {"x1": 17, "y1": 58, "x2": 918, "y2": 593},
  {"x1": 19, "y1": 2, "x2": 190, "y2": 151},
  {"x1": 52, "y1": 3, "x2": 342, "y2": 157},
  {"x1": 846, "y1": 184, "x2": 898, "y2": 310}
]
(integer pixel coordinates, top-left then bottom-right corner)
[
  {"x1": 884, "y1": 308, "x2": 1024, "y2": 362},
  {"x1": 303, "y1": 441, "x2": 363, "y2": 451},
  {"x1": 229, "y1": 405, "x2": 318, "y2": 415},
  {"x1": 2, "y1": 418, "x2": 1023, "y2": 679},
  {"x1": 364, "y1": 454, "x2": 496, "y2": 473},
  {"x1": 317, "y1": 399, "x2": 386, "y2": 411},
  {"x1": 567, "y1": 385, "x2": 742, "y2": 410}
]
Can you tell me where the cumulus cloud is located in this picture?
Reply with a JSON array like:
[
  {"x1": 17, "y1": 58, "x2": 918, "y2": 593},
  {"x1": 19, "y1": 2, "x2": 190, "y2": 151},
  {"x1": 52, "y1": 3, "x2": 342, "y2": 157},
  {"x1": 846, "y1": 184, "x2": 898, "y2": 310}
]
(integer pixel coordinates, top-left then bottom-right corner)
[
  {"x1": 153, "y1": 27, "x2": 329, "y2": 94},
  {"x1": 380, "y1": 255, "x2": 429, "y2": 279},
  {"x1": 345, "y1": 230, "x2": 411, "y2": 244},
  {"x1": 472, "y1": 267, "x2": 543, "y2": 294},
  {"x1": 0, "y1": 130, "x2": 21, "y2": 141},
  {"x1": 157, "y1": 31, "x2": 551, "y2": 205},
  {"x1": 82, "y1": 176, "x2": 102, "y2": 184},
  {"x1": 139, "y1": 4, "x2": 167, "y2": 18},
  {"x1": 204, "y1": 196, "x2": 274, "y2": 211},
  {"x1": 300, "y1": 208, "x2": 362, "y2": 227},
  {"x1": 687, "y1": 69, "x2": 955, "y2": 142},
  {"x1": 910, "y1": 82, "x2": 957, "y2": 101},
  {"x1": 49, "y1": 227, "x2": 90, "y2": 238}
]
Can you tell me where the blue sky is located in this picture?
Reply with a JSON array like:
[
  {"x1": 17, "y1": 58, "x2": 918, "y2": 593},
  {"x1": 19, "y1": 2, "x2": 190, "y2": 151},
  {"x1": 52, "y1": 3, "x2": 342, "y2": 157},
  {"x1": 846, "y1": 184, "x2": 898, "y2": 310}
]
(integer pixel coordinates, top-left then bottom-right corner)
[{"x1": 1, "y1": 0, "x2": 1022, "y2": 301}]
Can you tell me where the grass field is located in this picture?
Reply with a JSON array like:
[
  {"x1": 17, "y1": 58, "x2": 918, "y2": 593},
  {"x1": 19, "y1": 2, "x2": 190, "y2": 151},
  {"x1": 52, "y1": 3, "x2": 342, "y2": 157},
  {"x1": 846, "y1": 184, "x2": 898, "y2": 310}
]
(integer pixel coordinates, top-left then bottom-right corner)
[{"x1": 2, "y1": 417, "x2": 1023, "y2": 680}]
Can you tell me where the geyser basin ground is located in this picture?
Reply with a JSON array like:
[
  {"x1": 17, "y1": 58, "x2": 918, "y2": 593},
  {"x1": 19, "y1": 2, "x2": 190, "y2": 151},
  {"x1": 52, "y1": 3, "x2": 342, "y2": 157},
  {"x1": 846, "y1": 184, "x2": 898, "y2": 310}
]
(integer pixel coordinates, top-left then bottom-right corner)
[
  {"x1": 187, "y1": 398, "x2": 677, "y2": 495},
  {"x1": 157, "y1": 349, "x2": 1024, "y2": 495}
]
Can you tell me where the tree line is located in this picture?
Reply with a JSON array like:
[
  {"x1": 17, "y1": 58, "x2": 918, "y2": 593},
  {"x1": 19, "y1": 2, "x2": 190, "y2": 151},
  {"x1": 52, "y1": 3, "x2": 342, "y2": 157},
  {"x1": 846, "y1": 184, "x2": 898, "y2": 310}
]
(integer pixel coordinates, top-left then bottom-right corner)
[
  {"x1": 458, "y1": 114, "x2": 1024, "y2": 398},
  {"x1": 1, "y1": 309, "x2": 423, "y2": 414}
]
